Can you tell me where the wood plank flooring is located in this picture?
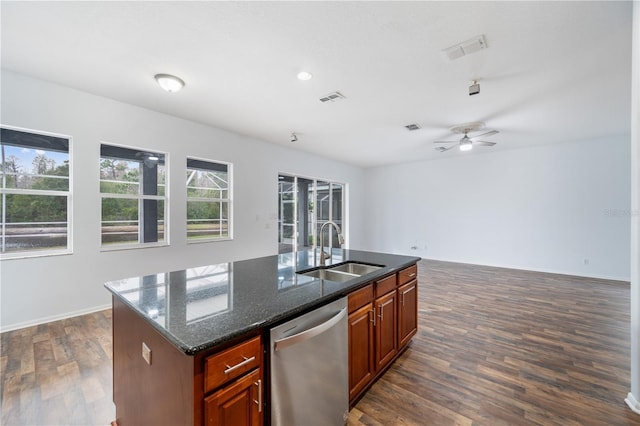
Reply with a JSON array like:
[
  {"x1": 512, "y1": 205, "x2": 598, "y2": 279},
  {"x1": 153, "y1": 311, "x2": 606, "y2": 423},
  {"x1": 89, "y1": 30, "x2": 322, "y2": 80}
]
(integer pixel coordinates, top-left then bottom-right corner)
[
  {"x1": 1, "y1": 310, "x2": 113, "y2": 425},
  {"x1": 348, "y1": 260, "x2": 638, "y2": 426},
  {"x1": 2, "y1": 259, "x2": 638, "y2": 425}
]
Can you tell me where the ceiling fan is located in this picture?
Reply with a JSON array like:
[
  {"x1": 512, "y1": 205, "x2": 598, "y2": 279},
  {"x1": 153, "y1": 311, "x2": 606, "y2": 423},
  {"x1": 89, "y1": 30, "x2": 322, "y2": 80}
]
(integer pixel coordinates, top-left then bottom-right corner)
[{"x1": 434, "y1": 122, "x2": 499, "y2": 152}]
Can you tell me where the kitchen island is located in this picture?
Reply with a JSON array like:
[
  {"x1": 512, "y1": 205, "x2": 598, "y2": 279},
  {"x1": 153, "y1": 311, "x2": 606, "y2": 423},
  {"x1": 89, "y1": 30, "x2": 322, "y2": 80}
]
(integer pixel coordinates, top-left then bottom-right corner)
[{"x1": 105, "y1": 249, "x2": 420, "y2": 426}]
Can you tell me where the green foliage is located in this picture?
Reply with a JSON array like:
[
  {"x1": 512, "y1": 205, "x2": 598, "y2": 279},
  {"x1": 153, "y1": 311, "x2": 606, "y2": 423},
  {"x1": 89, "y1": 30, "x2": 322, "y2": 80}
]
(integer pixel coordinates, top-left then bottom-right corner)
[
  {"x1": 187, "y1": 201, "x2": 221, "y2": 220},
  {"x1": 101, "y1": 198, "x2": 138, "y2": 222},
  {"x1": 5, "y1": 194, "x2": 66, "y2": 223},
  {"x1": 2, "y1": 156, "x2": 69, "y2": 224}
]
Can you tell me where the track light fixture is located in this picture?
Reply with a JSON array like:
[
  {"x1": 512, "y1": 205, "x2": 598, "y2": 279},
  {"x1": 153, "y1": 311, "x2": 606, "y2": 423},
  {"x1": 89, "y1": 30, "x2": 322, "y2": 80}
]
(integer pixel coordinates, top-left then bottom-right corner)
[{"x1": 469, "y1": 80, "x2": 480, "y2": 96}]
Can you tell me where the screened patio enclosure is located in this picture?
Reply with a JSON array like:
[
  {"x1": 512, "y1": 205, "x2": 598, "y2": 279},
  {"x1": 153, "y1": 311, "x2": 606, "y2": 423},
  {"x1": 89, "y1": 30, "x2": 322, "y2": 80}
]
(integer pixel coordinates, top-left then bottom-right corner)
[{"x1": 277, "y1": 174, "x2": 344, "y2": 254}]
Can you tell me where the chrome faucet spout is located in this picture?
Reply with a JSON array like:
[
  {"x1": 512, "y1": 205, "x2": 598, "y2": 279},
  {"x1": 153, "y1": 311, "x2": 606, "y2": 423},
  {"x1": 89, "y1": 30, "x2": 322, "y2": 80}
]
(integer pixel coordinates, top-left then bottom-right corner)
[{"x1": 319, "y1": 220, "x2": 344, "y2": 266}]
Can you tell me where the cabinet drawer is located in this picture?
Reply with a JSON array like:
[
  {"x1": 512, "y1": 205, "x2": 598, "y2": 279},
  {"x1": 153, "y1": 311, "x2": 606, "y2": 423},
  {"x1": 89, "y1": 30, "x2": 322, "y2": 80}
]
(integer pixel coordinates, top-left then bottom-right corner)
[
  {"x1": 375, "y1": 275, "x2": 396, "y2": 298},
  {"x1": 349, "y1": 283, "x2": 373, "y2": 313},
  {"x1": 204, "y1": 336, "x2": 262, "y2": 393},
  {"x1": 398, "y1": 264, "x2": 418, "y2": 286}
]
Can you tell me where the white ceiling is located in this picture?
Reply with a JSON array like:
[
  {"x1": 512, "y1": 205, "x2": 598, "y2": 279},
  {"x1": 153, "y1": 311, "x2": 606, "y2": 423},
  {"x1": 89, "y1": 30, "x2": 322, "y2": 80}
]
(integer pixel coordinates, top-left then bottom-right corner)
[{"x1": 0, "y1": 1, "x2": 633, "y2": 168}]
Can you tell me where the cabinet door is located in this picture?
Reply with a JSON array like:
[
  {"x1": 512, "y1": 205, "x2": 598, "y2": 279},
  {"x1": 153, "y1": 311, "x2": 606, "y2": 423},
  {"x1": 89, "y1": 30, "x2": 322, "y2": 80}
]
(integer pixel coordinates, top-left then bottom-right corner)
[
  {"x1": 348, "y1": 303, "x2": 375, "y2": 401},
  {"x1": 398, "y1": 280, "x2": 418, "y2": 348},
  {"x1": 204, "y1": 368, "x2": 263, "y2": 426},
  {"x1": 375, "y1": 291, "x2": 397, "y2": 371}
]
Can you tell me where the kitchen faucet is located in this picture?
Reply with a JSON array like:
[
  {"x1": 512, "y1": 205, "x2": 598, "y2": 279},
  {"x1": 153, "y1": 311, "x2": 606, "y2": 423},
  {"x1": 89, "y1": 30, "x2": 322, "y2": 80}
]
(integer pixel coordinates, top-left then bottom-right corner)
[{"x1": 319, "y1": 220, "x2": 344, "y2": 266}]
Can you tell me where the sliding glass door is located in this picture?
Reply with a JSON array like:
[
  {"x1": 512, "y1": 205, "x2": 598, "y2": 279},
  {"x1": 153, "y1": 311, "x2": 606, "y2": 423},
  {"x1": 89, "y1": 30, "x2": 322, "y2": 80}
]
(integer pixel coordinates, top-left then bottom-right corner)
[{"x1": 278, "y1": 174, "x2": 345, "y2": 254}]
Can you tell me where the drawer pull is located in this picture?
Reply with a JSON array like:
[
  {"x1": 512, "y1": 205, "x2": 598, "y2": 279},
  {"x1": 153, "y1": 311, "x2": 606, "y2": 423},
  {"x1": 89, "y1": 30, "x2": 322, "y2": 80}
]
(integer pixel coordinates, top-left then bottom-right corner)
[
  {"x1": 224, "y1": 356, "x2": 256, "y2": 375},
  {"x1": 408, "y1": 272, "x2": 416, "y2": 278}
]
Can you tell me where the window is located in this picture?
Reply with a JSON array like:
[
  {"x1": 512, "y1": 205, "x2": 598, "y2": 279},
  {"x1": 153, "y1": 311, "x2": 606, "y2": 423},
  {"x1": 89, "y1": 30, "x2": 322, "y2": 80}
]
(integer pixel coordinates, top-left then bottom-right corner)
[
  {"x1": 1, "y1": 127, "x2": 71, "y2": 257},
  {"x1": 186, "y1": 158, "x2": 231, "y2": 241},
  {"x1": 100, "y1": 143, "x2": 166, "y2": 248},
  {"x1": 278, "y1": 174, "x2": 345, "y2": 254}
]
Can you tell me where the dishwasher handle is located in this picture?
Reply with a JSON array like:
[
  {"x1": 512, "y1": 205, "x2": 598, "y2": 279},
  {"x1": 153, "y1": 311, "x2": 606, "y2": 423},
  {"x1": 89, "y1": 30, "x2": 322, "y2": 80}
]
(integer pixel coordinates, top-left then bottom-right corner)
[{"x1": 273, "y1": 307, "x2": 347, "y2": 352}]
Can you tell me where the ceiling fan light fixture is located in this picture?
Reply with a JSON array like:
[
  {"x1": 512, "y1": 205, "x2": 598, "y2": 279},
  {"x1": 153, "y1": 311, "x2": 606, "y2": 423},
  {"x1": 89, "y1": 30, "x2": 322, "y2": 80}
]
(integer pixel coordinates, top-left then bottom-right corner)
[
  {"x1": 459, "y1": 142, "x2": 473, "y2": 151},
  {"x1": 154, "y1": 74, "x2": 185, "y2": 93}
]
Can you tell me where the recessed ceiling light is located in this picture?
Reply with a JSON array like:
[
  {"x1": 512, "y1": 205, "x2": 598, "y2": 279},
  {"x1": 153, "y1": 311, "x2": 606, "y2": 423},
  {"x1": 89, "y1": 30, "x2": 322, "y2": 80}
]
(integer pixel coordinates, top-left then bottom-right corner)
[
  {"x1": 297, "y1": 71, "x2": 313, "y2": 81},
  {"x1": 154, "y1": 74, "x2": 185, "y2": 93}
]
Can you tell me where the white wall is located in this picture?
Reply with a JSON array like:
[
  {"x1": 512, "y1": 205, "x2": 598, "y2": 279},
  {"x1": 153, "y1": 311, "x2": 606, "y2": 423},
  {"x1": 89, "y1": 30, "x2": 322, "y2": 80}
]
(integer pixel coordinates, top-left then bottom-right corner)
[
  {"x1": 626, "y1": 0, "x2": 639, "y2": 415},
  {"x1": 0, "y1": 70, "x2": 367, "y2": 331},
  {"x1": 364, "y1": 137, "x2": 631, "y2": 281}
]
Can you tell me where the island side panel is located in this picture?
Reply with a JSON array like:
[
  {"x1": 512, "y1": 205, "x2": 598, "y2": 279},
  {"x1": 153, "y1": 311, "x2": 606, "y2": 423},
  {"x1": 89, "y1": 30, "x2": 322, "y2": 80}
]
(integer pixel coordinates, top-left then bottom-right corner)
[{"x1": 113, "y1": 297, "x2": 195, "y2": 426}]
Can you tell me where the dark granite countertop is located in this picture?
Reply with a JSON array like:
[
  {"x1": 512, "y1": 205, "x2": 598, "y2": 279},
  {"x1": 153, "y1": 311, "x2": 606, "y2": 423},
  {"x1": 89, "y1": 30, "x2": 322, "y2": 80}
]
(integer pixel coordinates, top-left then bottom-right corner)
[{"x1": 104, "y1": 249, "x2": 420, "y2": 355}]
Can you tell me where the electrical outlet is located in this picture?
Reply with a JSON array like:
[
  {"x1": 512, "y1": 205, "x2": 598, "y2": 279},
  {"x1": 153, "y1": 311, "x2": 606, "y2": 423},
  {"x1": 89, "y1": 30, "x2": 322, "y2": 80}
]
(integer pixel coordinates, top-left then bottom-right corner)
[
  {"x1": 583, "y1": 259, "x2": 590, "y2": 266},
  {"x1": 142, "y1": 342, "x2": 152, "y2": 365}
]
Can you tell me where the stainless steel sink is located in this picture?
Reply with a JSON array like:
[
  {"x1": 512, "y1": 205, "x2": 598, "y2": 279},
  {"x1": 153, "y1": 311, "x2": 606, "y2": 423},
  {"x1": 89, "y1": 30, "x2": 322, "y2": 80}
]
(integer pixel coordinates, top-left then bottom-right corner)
[
  {"x1": 296, "y1": 261, "x2": 384, "y2": 283},
  {"x1": 298, "y1": 268, "x2": 358, "y2": 283},
  {"x1": 329, "y1": 262, "x2": 382, "y2": 276}
]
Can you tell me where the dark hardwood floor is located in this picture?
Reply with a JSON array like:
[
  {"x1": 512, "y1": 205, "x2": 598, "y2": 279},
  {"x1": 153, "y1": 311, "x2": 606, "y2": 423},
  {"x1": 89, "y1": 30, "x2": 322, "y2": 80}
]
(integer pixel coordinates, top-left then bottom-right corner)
[
  {"x1": 1, "y1": 309, "x2": 113, "y2": 425},
  {"x1": 2, "y1": 259, "x2": 638, "y2": 425}
]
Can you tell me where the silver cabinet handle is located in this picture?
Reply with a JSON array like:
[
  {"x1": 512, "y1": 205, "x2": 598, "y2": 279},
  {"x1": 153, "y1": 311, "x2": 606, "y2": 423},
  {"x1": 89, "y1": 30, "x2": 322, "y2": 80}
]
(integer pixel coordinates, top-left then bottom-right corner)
[
  {"x1": 274, "y1": 308, "x2": 347, "y2": 351},
  {"x1": 254, "y1": 379, "x2": 262, "y2": 413},
  {"x1": 370, "y1": 307, "x2": 376, "y2": 326},
  {"x1": 224, "y1": 356, "x2": 256, "y2": 375},
  {"x1": 408, "y1": 272, "x2": 416, "y2": 278},
  {"x1": 378, "y1": 305, "x2": 383, "y2": 321}
]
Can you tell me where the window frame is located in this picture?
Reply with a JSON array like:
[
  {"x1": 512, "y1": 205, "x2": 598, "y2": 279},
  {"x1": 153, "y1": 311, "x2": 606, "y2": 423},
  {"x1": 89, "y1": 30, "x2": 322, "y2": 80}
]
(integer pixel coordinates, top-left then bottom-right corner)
[
  {"x1": 186, "y1": 156, "x2": 233, "y2": 243},
  {"x1": 0, "y1": 125, "x2": 73, "y2": 260},
  {"x1": 99, "y1": 142, "x2": 168, "y2": 251}
]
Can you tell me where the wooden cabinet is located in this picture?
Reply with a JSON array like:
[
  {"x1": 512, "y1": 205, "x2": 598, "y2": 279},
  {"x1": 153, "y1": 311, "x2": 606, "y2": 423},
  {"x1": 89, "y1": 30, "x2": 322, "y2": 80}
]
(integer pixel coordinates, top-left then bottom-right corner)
[
  {"x1": 374, "y1": 289, "x2": 397, "y2": 370},
  {"x1": 348, "y1": 297, "x2": 374, "y2": 401},
  {"x1": 111, "y1": 297, "x2": 263, "y2": 426},
  {"x1": 398, "y1": 280, "x2": 418, "y2": 348},
  {"x1": 203, "y1": 336, "x2": 263, "y2": 426},
  {"x1": 204, "y1": 369, "x2": 262, "y2": 426},
  {"x1": 347, "y1": 263, "x2": 418, "y2": 405},
  {"x1": 397, "y1": 264, "x2": 418, "y2": 349}
]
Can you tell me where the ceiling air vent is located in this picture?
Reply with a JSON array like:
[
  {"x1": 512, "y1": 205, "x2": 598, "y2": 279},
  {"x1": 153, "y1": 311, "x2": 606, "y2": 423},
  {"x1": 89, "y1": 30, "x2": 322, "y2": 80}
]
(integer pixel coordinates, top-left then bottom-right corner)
[
  {"x1": 442, "y1": 35, "x2": 487, "y2": 61},
  {"x1": 405, "y1": 124, "x2": 420, "y2": 131},
  {"x1": 319, "y1": 91, "x2": 346, "y2": 103}
]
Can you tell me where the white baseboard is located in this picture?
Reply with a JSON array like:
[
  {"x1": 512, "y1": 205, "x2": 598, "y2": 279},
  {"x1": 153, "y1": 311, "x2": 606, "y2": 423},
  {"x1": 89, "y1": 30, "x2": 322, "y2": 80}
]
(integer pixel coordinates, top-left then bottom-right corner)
[
  {"x1": 0, "y1": 304, "x2": 111, "y2": 333},
  {"x1": 422, "y1": 256, "x2": 630, "y2": 283},
  {"x1": 626, "y1": 392, "x2": 640, "y2": 415}
]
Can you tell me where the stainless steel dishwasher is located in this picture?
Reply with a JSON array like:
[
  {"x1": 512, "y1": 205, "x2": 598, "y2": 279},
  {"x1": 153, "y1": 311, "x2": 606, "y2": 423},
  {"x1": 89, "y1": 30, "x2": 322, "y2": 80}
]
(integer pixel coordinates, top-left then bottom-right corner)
[{"x1": 270, "y1": 297, "x2": 349, "y2": 426}]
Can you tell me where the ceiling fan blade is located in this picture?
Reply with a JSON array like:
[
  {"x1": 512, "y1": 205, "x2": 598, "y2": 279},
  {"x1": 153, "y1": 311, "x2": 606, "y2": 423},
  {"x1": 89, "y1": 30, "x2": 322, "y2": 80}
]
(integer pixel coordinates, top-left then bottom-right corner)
[
  {"x1": 469, "y1": 130, "x2": 498, "y2": 140},
  {"x1": 433, "y1": 140, "x2": 459, "y2": 144},
  {"x1": 473, "y1": 141, "x2": 496, "y2": 146},
  {"x1": 434, "y1": 145, "x2": 457, "y2": 152}
]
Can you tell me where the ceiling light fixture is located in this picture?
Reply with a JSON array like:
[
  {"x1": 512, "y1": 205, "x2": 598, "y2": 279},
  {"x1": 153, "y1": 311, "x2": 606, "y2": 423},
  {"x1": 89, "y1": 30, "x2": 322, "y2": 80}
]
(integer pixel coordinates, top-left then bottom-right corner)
[
  {"x1": 469, "y1": 80, "x2": 480, "y2": 96},
  {"x1": 154, "y1": 73, "x2": 185, "y2": 93},
  {"x1": 459, "y1": 141, "x2": 473, "y2": 151},
  {"x1": 297, "y1": 71, "x2": 313, "y2": 81}
]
